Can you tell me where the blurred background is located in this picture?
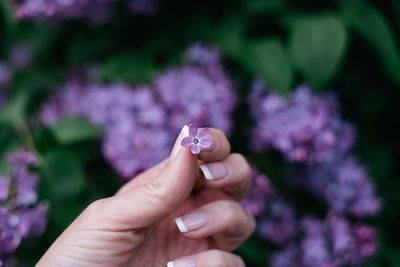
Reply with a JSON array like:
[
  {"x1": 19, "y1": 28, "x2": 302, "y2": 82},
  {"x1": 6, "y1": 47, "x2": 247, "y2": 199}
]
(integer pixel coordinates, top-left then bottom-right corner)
[{"x1": 1, "y1": 0, "x2": 400, "y2": 266}]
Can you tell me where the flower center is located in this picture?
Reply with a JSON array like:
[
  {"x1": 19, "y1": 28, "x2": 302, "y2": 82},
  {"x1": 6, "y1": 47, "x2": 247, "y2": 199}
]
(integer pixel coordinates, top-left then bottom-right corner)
[{"x1": 194, "y1": 138, "x2": 199, "y2": 144}]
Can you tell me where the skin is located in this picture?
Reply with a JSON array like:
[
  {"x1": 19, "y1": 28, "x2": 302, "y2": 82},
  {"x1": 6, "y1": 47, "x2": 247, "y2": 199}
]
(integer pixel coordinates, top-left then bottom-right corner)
[{"x1": 37, "y1": 127, "x2": 255, "y2": 267}]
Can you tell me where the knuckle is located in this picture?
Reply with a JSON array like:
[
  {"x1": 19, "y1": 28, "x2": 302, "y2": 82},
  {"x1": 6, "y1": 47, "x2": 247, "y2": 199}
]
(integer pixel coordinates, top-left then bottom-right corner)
[
  {"x1": 86, "y1": 198, "x2": 108, "y2": 217},
  {"x1": 141, "y1": 177, "x2": 175, "y2": 213},
  {"x1": 218, "y1": 200, "x2": 239, "y2": 223},
  {"x1": 80, "y1": 198, "x2": 111, "y2": 225}
]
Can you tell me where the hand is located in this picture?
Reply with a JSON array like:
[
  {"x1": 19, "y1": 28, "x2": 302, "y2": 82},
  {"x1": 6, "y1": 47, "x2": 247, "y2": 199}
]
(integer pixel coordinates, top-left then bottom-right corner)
[{"x1": 37, "y1": 126, "x2": 255, "y2": 267}]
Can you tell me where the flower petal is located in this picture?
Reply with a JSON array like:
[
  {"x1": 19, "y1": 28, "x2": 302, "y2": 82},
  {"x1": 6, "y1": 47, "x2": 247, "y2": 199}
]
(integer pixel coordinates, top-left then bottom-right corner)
[
  {"x1": 191, "y1": 144, "x2": 201, "y2": 154},
  {"x1": 188, "y1": 124, "x2": 198, "y2": 137},
  {"x1": 199, "y1": 139, "x2": 211, "y2": 149},
  {"x1": 198, "y1": 128, "x2": 210, "y2": 139},
  {"x1": 181, "y1": 137, "x2": 194, "y2": 147}
]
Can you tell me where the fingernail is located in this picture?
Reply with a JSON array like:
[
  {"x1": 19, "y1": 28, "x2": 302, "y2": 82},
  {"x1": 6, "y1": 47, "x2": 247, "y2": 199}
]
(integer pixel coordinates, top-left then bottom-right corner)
[
  {"x1": 175, "y1": 212, "x2": 209, "y2": 233},
  {"x1": 200, "y1": 162, "x2": 229, "y2": 180},
  {"x1": 167, "y1": 258, "x2": 197, "y2": 267},
  {"x1": 171, "y1": 125, "x2": 189, "y2": 159}
]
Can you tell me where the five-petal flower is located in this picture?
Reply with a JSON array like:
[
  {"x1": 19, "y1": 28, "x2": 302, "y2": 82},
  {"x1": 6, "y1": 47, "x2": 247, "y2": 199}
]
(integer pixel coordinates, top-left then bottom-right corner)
[{"x1": 181, "y1": 124, "x2": 211, "y2": 154}]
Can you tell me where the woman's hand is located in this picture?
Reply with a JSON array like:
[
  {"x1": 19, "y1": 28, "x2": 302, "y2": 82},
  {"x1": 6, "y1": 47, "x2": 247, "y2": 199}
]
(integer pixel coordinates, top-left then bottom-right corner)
[{"x1": 37, "y1": 126, "x2": 255, "y2": 267}]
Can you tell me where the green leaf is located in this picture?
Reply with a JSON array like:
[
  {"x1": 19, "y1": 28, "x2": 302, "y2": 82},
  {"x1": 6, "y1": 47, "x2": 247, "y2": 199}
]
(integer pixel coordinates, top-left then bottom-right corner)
[
  {"x1": 208, "y1": 16, "x2": 245, "y2": 59},
  {"x1": 41, "y1": 149, "x2": 86, "y2": 198},
  {"x1": 102, "y1": 53, "x2": 157, "y2": 84},
  {"x1": 243, "y1": 0, "x2": 286, "y2": 14},
  {"x1": 0, "y1": 91, "x2": 29, "y2": 126},
  {"x1": 288, "y1": 14, "x2": 348, "y2": 89},
  {"x1": 50, "y1": 116, "x2": 102, "y2": 144},
  {"x1": 340, "y1": 1, "x2": 400, "y2": 85},
  {"x1": 39, "y1": 149, "x2": 87, "y2": 229},
  {"x1": 243, "y1": 38, "x2": 293, "y2": 93}
]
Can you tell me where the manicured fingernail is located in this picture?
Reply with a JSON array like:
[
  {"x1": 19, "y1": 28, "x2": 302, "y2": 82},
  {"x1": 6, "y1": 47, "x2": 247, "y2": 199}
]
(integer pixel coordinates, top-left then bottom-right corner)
[
  {"x1": 171, "y1": 125, "x2": 189, "y2": 159},
  {"x1": 167, "y1": 258, "x2": 197, "y2": 267},
  {"x1": 175, "y1": 212, "x2": 209, "y2": 233},
  {"x1": 200, "y1": 162, "x2": 229, "y2": 180}
]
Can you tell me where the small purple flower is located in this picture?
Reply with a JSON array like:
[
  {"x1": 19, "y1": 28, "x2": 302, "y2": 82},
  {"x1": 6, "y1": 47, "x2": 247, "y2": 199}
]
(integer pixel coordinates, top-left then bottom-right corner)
[{"x1": 181, "y1": 124, "x2": 211, "y2": 154}]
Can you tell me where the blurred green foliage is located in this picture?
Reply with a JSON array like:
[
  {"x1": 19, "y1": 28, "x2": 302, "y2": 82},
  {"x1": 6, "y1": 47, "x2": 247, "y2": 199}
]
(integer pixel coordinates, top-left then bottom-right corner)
[{"x1": 1, "y1": 0, "x2": 400, "y2": 266}]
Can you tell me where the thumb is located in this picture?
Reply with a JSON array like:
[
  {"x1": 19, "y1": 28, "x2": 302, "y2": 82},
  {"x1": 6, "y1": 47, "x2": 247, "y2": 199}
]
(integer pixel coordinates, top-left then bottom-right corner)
[{"x1": 96, "y1": 125, "x2": 198, "y2": 229}]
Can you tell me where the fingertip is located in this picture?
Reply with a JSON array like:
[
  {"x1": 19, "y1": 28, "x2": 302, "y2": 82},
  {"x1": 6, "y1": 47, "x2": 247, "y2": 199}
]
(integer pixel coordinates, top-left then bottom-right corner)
[{"x1": 199, "y1": 128, "x2": 231, "y2": 162}]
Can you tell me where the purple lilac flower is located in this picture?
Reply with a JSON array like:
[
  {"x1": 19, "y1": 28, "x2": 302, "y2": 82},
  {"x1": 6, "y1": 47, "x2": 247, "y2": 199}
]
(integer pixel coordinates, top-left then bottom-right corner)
[
  {"x1": 0, "y1": 150, "x2": 49, "y2": 262},
  {"x1": 11, "y1": 0, "x2": 111, "y2": 22},
  {"x1": 249, "y1": 81, "x2": 355, "y2": 163},
  {"x1": 181, "y1": 125, "x2": 211, "y2": 154},
  {"x1": 241, "y1": 168, "x2": 297, "y2": 245},
  {"x1": 291, "y1": 157, "x2": 381, "y2": 218},
  {"x1": 270, "y1": 213, "x2": 377, "y2": 267},
  {"x1": 99, "y1": 85, "x2": 171, "y2": 178},
  {"x1": 154, "y1": 47, "x2": 236, "y2": 134}
]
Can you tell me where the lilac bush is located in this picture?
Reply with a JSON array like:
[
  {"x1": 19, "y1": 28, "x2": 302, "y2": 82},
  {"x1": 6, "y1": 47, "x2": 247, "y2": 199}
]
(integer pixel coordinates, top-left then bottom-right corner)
[
  {"x1": 40, "y1": 45, "x2": 237, "y2": 178},
  {"x1": 291, "y1": 157, "x2": 381, "y2": 217},
  {"x1": 249, "y1": 81, "x2": 355, "y2": 163},
  {"x1": 10, "y1": 0, "x2": 111, "y2": 22},
  {"x1": 242, "y1": 168, "x2": 378, "y2": 266},
  {"x1": 11, "y1": 0, "x2": 156, "y2": 22},
  {"x1": 245, "y1": 81, "x2": 380, "y2": 266},
  {"x1": 270, "y1": 213, "x2": 377, "y2": 267},
  {"x1": 0, "y1": 150, "x2": 49, "y2": 262}
]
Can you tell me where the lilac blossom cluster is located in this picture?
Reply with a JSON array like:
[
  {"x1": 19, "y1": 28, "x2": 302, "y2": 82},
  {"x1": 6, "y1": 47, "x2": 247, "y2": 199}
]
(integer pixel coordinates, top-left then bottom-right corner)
[
  {"x1": 246, "y1": 82, "x2": 380, "y2": 265},
  {"x1": 11, "y1": 0, "x2": 111, "y2": 22},
  {"x1": 242, "y1": 168, "x2": 378, "y2": 266},
  {"x1": 40, "y1": 45, "x2": 236, "y2": 178},
  {"x1": 0, "y1": 150, "x2": 49, "y2": 263},
  {"x1": 248, "y1": 81, "x2": 380, "y2": 218},
  {"x1": 249, "y1": 81, "x2": 355, "y2": 163},
  {"x1": 11, "y1": 0, "x2": 156, "y2": 22},
  {"x1": 270, "y1": 213, "x2": 377, "y2": 267},
  {"x1": 292, "y1": 157, "x2": 381, "y2": 218},
  {"x1": 155, "y1": 44, "x2": 236, "y2": 133}
]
